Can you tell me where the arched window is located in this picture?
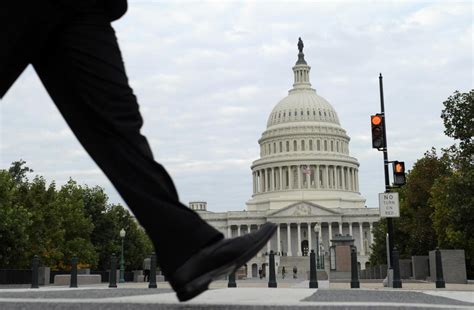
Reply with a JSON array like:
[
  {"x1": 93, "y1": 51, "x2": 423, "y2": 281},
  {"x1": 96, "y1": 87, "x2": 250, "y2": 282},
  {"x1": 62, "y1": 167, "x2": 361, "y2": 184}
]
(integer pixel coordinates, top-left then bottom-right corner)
[
  {"x1": 286, "y1": 141, "x2": 290, "y2": 152},
  {"x1": 336, "y1": 141, "x2": 339, "y2": 152},
  {"x1": 279, "y1": 141, "x2": 282, "y2": 152},
  {"x1": 331, "y1": 140, "x2": 334, "y2": 152},
  {"x1": 301, "y1": 140, "x2": 305, "y2": 151},
  {"x1": 273, "y1": 142, "x2": 276, "y2": 153},
  {"x1": 293, "y1": 140, "x2": 297, "y2": 151},
  {"x1": 309, "y1": 140, "x2": 313, "y2": 150},
  {"x1": 324, "y1": 140, "x2": 328, "y2": 151},
  {"x1": 317, "y1": 140, "x2": 320, "y2": 151}
]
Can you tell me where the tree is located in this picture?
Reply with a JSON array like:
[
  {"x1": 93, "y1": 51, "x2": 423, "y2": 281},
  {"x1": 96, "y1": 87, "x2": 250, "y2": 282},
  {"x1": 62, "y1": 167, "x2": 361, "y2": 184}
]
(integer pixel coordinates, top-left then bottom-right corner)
[
  {"x1": 8, "y1": 159, "x2": 33, "y2": 185},
  {"x1": 0, "y1": 170, "x2": 32, "y2": 268},
  {"x1": 441, "y1": 90, "x2": 474, "y2": 160},
  {"x1": 431, "y1": 89, "x2": 474, "y2": 278},
  {"x1": 53, "y1": 179, "x2": 97, "y2": 269},
  {"x1": 103, "y1": 204, "x2": 154, "y2": 271}
]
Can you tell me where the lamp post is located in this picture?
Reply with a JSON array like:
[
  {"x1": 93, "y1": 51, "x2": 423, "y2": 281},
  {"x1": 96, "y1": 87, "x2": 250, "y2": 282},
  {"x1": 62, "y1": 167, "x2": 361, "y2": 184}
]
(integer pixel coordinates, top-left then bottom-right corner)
[
  {"x1": 314, "y1": 223, "x2": 320, "y2": 269},
  {"x1": 119, "y1": 228, "x2": 126, "y2": 283}
]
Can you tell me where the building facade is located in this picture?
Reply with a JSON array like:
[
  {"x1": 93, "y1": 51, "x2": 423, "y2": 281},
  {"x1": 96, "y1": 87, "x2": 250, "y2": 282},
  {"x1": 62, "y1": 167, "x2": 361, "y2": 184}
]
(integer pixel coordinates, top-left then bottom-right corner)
[{"x1": 191, "y1": 41, "x2": 379, "y2": 278}]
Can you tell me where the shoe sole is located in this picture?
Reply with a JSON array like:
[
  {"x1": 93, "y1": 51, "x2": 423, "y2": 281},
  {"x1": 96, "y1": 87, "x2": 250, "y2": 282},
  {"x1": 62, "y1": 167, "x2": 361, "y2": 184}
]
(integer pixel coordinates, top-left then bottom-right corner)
[{"x1": 176, "y1": 223, "x2": 277, "y2": 302}]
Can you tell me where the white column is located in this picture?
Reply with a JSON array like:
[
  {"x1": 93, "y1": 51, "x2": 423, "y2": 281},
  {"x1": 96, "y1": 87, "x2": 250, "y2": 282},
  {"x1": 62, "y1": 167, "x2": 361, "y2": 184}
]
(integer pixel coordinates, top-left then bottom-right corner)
[
  {"x1": 279, "y1": 167, "x2": 283, "y2": 190},
  {"x1": 342, "y1": 167, "x2": 346, "y2": 190},
  {"x1": 308, "y1": 223, "x2": 312, "y2": 252},
  {"x1": 316, "y1": 165, "x2": 320, "y2": 189},
  {"x1": 297, "y1": 223, "x2": 302, "y2": 256},
  {"x1": 351, "y1": 168, "x2": 355, "y2": 191},
  {"x1": 227, "y1": 226, "x2": 232, "y2": 238},
  {"x1": 273, "y1": 167, "x2": 277, "y2": 191},
  {"x1": 349, "y1": 222, "x2": 353, "y2": 237},
  {"x1": 348, "y1": 168, "x2": 352, "y2": 191},
  {"x1": 325, "y1": 166, "x2": 329, "y2": 189},
  {"x1": 306, "y1": 166, "x2": 311, "y2": 189},
  {"x1": 262, "y1": 169, "x2": 266, "y2": 192},
  {"x1": 355, "y1": 170, "x2": 359, "y2": 192},
  {"x1": 289, "y1": 166, "x2": 293, "y2": 189},
  {"x1": 277, "y1": 224, "x2": 281, "y2": 253},
  {"x1": 335, "y1": 166, "x2": 339, "y2": 189},
  {"x1": 287, "y1": 223, "x2": 292, "y2": 256},
  {"x1": 328, "y1": 222, "x2": 333, "y2": 243},
  {"x1": 237, "y1": 225, "x2": 241, "y2": 236},
  {"x1": 270, "y1": 168, "x2": 274, "y2": 191},
  {"x1": 267, "y1": 169, "x2": 270, "y2": 191},
  {"x1": 338, "y1": 222, "x2": 342, "y2": 234},
  {"x1": 359, "y1": 222, "x2": 364, "y2": 254},
  {"x1": 297, "y1": 165, "x2": 301, "y2": 189},
  {"x1": 370, "y1": 222, "x2": 374, "y2": 246}
]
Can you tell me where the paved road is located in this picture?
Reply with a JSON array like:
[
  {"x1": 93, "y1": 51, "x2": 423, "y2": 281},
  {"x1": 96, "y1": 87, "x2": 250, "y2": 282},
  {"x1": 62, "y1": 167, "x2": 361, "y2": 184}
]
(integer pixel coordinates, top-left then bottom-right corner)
[{"x1": 0, "y1": 285, "x2": 473, "y2": 310}]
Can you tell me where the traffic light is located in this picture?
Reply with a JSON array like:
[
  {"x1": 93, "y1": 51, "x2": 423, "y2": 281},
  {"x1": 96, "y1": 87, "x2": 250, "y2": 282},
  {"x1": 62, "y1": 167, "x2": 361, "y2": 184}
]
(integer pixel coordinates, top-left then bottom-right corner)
[
  {"x1": 393, "y1": 161, "x2": 406, "y2": 186},
  {"x1": 371, "y1": 114, "x2": 385, "y2": 149}
]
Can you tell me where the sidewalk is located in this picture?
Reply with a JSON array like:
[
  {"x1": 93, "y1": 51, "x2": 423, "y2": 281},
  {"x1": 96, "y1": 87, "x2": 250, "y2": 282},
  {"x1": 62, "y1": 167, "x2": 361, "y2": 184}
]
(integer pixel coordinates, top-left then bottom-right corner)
[{"x1": 0, "y1": 281, "x2": 472, "y2": 309}]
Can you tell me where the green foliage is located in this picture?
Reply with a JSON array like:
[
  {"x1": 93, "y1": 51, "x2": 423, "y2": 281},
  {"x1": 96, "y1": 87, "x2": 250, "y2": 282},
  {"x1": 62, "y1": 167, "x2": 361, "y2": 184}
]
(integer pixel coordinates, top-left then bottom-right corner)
[
  {"x1": 441, "y1": 90, "x2": 474, "y2": 159},
  {"x1": 0, "y1": 171, "x2": 32, "y2": 267},
  {"x1": 0, "y1": 161, "x2": 154, "y2": 271}
]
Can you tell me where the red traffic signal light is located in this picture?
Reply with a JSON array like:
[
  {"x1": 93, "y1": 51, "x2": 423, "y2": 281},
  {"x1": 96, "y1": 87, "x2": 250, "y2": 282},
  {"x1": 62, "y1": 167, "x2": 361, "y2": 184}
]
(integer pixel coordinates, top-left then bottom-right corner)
[
  {"x1": 393, "y1": 161, "x2": 406, "y2": 186},
  {"x1": 371, "y1": 114, "x2": 385, "y2": 149}
]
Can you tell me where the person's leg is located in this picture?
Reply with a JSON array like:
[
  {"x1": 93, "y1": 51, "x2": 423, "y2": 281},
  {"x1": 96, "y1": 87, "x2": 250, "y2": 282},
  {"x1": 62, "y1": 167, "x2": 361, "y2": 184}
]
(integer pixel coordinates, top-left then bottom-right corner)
[{"x1": 31, "y1": 8, "x2": 222, "y2": 276}]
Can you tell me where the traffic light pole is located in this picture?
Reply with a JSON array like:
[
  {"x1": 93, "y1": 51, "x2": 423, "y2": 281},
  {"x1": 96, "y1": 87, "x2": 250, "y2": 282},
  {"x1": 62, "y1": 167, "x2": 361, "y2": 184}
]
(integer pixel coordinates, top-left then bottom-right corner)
[{"x1": 379, "y1": 73, "x2": 394, "y2": 268}]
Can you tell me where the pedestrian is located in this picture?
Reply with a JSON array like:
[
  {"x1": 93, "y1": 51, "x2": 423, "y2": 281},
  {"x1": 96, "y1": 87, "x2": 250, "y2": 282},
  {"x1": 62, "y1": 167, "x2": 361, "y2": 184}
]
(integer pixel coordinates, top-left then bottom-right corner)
[
  {"x1": 258, "y1": 267, "x2": 262, "y2": 279},
  {"x1": 282, "y1": 266, "x2": 286, "y2": 279},
  {"x1": 143, "y1": 257, "x2": 151, "y2": 282},
  {"x1": 293, "y1": 266, "x2": 298, "y2": 279},
  {"x1": 1, "y1": 1, "x2": 277, "y2": 302}
]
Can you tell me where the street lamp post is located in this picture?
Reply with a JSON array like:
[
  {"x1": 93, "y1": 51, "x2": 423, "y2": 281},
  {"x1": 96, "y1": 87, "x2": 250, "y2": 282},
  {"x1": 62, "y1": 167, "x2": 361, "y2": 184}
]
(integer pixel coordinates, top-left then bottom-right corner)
[
  {"x1": 119, "y1": 228, "x2": 126, "y2": 283},
  {"x1": 314, "y1": 224, "x2": 320, "y2": 269}
]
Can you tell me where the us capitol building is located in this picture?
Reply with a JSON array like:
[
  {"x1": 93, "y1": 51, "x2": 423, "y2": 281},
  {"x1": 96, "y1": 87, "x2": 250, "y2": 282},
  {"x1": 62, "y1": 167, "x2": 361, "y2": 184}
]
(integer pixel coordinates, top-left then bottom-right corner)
[{"x1": 189, "y1": 39, "x2": 379, "y2": 278}]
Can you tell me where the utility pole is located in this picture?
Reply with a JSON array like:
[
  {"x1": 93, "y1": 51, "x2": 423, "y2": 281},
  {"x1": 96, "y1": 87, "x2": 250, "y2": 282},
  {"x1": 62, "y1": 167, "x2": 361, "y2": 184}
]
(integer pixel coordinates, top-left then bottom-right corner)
[{"x1": 378, "y1": 73, "x2": 394, "y2": 268}]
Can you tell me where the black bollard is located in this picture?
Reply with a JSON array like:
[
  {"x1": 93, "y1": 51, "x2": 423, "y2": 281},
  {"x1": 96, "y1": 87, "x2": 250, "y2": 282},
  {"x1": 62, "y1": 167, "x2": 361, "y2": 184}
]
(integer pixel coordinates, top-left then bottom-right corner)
[
  {"x1": 228, "y1": 271, "x2": 237, "y2": 287},
  {"x1": 350, "y1": 247, "x2": 360, "y2": 288},
  {"x1": 148, "y1": 253, "x2": 157, "y2": 288},
  {"x1": 309, "y1": 250, "x2": 318, "y2": 288},
  {"x1": 268, "y1": 250, "x2": 277, "y2": 288},
  {"x1": 31, "y1": 255, "x2": 39, "y2": 289},
  {"x1": 109, "y1": 253, "x2": 117, "y2": 288},
  {"x1": 70, "y1": 256, "x2": 78, "y2": 288},
  {"x1": 392, "y1": 247, "x2": 402, "y2": 288},
  {"x1": 435, "y1": 248, "x2": 446, "y2": 288}
]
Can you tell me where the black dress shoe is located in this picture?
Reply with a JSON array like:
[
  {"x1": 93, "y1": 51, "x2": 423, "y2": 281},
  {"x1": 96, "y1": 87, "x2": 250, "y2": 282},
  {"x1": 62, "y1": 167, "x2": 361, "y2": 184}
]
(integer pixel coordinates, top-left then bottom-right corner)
[{"x1": 169, "y1": 222, "x2": 277, "y2": 302}]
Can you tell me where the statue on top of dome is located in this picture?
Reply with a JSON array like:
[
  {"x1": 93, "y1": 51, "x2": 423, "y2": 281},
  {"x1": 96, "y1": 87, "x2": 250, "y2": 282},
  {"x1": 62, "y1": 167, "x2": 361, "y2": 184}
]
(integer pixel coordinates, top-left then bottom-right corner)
[{"x1": 298, "y1": 37, "x2": 304, "y2": 53}]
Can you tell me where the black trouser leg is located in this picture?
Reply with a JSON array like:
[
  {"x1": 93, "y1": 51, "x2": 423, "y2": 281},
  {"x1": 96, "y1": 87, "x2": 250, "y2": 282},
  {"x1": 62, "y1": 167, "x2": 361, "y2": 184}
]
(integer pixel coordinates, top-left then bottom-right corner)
[{"x1": 31, "y1": 11, "x2": 222, "y2": 275}]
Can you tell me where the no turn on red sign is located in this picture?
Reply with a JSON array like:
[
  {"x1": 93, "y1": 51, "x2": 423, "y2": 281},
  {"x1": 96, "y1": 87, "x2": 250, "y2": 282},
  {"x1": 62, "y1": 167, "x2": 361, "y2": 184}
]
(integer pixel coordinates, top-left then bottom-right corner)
[{"x1": 378, "y1": 192, "x2": 400, "y2": 218}]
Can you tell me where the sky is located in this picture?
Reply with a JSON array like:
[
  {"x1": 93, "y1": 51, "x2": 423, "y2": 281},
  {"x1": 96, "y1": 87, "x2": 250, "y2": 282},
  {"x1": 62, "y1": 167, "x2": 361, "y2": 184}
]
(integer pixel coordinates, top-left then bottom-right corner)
[{"x1": 1, "y1": 0, "x2": 472, "y2": 213}]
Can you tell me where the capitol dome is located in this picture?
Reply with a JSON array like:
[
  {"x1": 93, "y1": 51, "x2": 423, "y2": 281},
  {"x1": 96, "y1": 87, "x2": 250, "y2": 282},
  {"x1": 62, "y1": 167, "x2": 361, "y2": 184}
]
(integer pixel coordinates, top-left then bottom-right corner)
[
  {"x1": 246, "y1": 38, "x2": 366, "y2": 211},
  {"x1": 266, "y1": 90, "x2": 341, "y2": 128}
]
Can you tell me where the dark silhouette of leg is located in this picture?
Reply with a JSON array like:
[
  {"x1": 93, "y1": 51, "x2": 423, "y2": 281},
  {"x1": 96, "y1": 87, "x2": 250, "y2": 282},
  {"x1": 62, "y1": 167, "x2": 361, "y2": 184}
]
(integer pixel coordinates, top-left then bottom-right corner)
[{"x1": 32, "y1": 9, "x2": 223, "y2": 276}]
